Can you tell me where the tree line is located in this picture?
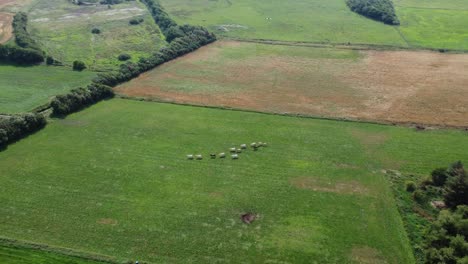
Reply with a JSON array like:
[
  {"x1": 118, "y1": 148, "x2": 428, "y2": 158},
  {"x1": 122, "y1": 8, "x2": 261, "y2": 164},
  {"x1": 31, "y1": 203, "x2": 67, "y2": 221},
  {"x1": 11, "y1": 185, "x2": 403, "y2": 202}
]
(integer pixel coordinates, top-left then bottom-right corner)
[
  {"x1": 0, "y1": 12, "x2": 45, "y2": 64},
  {"x1": 407, "y1": 161, "x2": 468, "y2": 263},
  {"x1": 346, "y1": 0, "x2": 400, "y2": 25},
  {"x1": 0, "y1": 114, "x2": 46, "y2": 148}
]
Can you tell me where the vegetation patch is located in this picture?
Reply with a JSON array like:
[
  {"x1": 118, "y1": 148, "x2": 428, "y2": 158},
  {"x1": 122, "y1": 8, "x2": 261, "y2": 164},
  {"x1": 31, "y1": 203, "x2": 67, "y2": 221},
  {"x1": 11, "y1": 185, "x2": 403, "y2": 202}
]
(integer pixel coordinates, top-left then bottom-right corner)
[
  {"x1": 116, "y1": 41, "x2": 468, "y2": 127},
  {"x1": 350, "y1": 246, "x2": 388, "y2": 263},
  {"x1": 346, "y1": 0, "x2": 400, "y2": 25},
  {"x1": 290, "y1": 177, "x2": 369, "y2": 195}
]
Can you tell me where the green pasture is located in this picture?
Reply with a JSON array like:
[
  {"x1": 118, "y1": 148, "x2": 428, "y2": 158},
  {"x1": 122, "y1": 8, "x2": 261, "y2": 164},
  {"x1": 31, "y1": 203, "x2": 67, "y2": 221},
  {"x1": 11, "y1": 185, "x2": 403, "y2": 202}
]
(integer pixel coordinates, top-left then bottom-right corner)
[
  {"x1": 160, "y1": 0, "x2": 468, "y2": 50},
  {"x1": 160, "y1": 0, "x2": 406, "y2": 46},
  {"x1": 27, "y1": 0, "x2": 165, "y2": 70},
  {"x1": 0, "y1": 244, "x2": 108, "y2": 264},
  {"x1": 2, "y1": 99, "x2": 468, "y2": 262},
  {"x1": 0, "y1": 64, "x2": 95, "y2": 113}
]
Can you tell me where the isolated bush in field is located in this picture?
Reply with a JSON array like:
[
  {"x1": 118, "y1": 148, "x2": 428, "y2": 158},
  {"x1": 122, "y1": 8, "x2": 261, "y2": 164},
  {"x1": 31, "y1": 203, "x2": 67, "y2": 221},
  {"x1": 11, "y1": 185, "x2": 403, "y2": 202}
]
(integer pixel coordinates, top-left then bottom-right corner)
[
  {"x1": 91, "y1": 28, "x2": 101, "y2": 34},
  {"x1": 72, "y1": 60, "x2": 86, "y2": 71},
  {"x1": 129, "y1": 18, "x2": 142, "y2": 25},
  {"x1": 346, "y1": 0, "x2": 400, "y2": 25},
  {"x1": 431, "y1": 167, "x2": 449, "y2": 187},
  {"x1": 118, "y1": 53, "x2": 131, "y2": 61},
  {"x1": 405, "y1": 181, "x2": 416, "y2": 192}
]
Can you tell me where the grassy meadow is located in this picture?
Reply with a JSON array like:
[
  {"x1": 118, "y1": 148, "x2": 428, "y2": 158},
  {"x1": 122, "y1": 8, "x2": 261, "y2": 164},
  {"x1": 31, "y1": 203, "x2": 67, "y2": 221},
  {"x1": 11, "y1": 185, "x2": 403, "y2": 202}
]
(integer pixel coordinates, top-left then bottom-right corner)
[
  {"x1": 160, "y1": 0, "x2": 468, "y2": 50},
  {"x1": 0, "y1": 64, "x2": 95, "y2": 113},
  {"x1": 0, "y1": 244, "x2": 108, "y2": 264},
  {"x1": 160, "y1": 0, "x2": 406, "y2": 46},
  {"x1": 27, "y1": 0, "x2": 165, "y2": 70},
  {"x1": 1, "y1": 99, "x2": 468, "y2": 262}
]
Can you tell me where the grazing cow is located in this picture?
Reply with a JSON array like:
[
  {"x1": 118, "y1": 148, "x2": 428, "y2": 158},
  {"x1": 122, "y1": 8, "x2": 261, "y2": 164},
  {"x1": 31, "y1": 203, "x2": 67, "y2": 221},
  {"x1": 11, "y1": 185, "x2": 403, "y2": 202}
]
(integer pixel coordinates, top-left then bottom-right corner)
[
  {"x1": 187, "y1": 154, "x2": 194, "y2": 160},
  {"x1": 229, "y1": 147, "x2": 236, "y2": 153},
  {"x1": 250, "y1": 142, "x2": 257, "y2": 148},
  {"x1": 196, "y1": 154, "x2": 203, "y2": 160},
  {"x1": 210, "y1": 153, "x2": 216, "y2": 159},
  {"x1": 219, "y1": 152, "x2": 226, "y2": 158},
  {"x1": 231, "y1": 154, "x2": 239, "y2": 159},
  {"x1": 240, "y1": 144, "x2": 247, "y2": 149},
  {"x1": 236, "y1": 149, "x2": 242, "y2": 153}
]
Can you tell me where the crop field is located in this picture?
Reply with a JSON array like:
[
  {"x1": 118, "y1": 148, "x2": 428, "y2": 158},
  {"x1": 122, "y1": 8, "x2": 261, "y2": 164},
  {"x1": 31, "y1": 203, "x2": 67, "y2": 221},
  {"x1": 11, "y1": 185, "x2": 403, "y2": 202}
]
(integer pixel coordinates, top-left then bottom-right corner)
[
  {"x1": 116, "y1": 41, "x2": 468, "y2": 128},
  {"x1": 1, "y1": 99, "x2": 468, "y2": 263},
  {"x1": 27, "y1": 0, "x2": 165, "y2": 70},
  {"x1": 0, "y1": 12, "x2": 12, "y2": 44},
  {"x1": 0, "y1": 65, "x2": 95, "y2": 113},
  {"x1": 160, "y1": 0, "x2": 468, "y2": 50}
]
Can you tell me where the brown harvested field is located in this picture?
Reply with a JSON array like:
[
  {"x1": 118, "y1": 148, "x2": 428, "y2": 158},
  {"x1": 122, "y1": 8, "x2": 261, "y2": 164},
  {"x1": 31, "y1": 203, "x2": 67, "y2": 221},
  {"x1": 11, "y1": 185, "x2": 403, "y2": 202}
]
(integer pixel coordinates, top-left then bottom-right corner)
[
  {"x1": 0, "y1": 12, "x2": 13, "y2": 44},
  {"x1": 116, "y1": 41, "x2": 468, "y2": 127}
]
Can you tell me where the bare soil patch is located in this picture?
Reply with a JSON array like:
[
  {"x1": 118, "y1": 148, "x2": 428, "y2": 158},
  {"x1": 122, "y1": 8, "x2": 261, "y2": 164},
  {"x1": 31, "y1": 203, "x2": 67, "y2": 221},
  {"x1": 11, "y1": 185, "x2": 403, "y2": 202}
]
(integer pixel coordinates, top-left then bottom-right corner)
[
  {"x1": 350, "y1": 246, "x2": 388, "y2": 263},
  {"x1": 116, "y1": 41, "x2": 468, "y2": 127},
  {"x1": 97, "y1": 218, "x2": 118, "y2": 226},
  {"x1": 290, "y1": 177, "x2": 369, "y2": 195},
  {"x1": 0, "y1": 12, "x2": 13, "y2": 44},
  {"x1": 241, "y1": 213, "x2": 256, "y2": 224}
]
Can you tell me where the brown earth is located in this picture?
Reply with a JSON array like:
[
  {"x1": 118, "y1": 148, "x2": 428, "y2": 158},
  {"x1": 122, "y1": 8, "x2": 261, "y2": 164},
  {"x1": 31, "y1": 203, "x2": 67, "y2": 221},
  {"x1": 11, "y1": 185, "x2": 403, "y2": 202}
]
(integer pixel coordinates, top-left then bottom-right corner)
[
  {"x1": 0, "y1": 12, "x2": 13, "y2": 44},
  {"x1": 116, "y1": 41, "x2": 468, "y2": 128}
]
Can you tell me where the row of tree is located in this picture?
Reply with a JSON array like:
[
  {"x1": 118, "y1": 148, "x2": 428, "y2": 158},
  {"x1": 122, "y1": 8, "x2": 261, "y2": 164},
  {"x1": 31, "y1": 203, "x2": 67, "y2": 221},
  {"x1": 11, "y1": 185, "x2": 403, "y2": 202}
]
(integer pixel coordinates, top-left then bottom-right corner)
[
  {"x1": 346, "y1": 0, "x2": 400, "y2": 25},
  {"x1": 409, "y1": 162, "x2": 468, "y2": 263},
  {"x1": 0, "y1": 114, "x2": 47, "y2": 148},
  {"x1": 51, "y1": 84, "x2": 114, "y2": 115},
  {"x1": 0, "y1": 12, "x2": 45, "y2": 64}
]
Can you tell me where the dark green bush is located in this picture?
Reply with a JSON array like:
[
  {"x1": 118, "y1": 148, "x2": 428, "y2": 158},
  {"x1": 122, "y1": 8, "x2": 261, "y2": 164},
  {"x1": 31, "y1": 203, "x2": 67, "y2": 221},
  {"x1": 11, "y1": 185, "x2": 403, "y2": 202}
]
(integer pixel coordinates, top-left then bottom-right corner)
[
  {"x1": 346, "y1": 0, "x2": 400, "y2": 25},
  {"x1": 405, "y1": 181, "x2": 416, "y2": 192},
  {"x1": 91, "y1": 28, "x2": 101, "y2": 34},
  {"x1": 51, "y1": 84, "x2": 114, "y2": 116},
  {"x1": 72, "y1": 60, "x2": 86, "y2": 71},
  {"x1": 413, "y1": 190, "x2": 427, "y2": 203},
  {"x1": 0, "y1": 45, "x2": 44, "y2": 64},
  {"x1": 443, "y1": 162, "x2": 468, "y2": 209},
  {"x1": 431, "y1": 167, "x2": 449, "y2": 187},
  {"x1": 118, "y1": 53, "x2": 131, "y2": 61}
]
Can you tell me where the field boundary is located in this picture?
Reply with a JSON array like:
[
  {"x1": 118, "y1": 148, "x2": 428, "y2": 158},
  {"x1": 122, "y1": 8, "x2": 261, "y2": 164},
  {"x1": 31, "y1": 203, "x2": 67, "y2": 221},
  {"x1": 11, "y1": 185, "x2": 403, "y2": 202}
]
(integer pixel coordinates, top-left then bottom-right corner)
[
  {"x1": 0, "y1": 236, "x2": 124, "y2": 263},
  {"x1": 116, "y1": 95, "x2": 468, "y2": 131},
  {"x1": 222, "y1": 37, "x2": 468, "y2": 53}
]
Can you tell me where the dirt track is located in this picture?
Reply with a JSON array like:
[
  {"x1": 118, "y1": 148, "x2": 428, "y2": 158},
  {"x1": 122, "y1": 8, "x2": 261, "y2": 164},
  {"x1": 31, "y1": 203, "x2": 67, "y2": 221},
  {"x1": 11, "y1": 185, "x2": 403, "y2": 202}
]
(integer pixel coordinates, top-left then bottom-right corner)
[
  {"x1": 0, "y1": 12, "x2": 13, "y2": 44},
  {"x1": 116, "y1": 41, "x2": 468, "y2": 128}
]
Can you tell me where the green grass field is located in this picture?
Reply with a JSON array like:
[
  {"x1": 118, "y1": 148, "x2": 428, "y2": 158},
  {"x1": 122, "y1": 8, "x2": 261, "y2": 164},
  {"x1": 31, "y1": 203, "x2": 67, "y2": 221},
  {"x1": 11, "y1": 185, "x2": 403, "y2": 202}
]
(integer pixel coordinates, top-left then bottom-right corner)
[
  {"x1": 0, "y1": 245, "x2": 108, "y2": 264},
  {"x1": 2, "y1": 99, "x2": 468, "y2": 262},
  {"x1": 160, "y1": 0, "x2": 406, "y2": 46},
  {"x1": 160, "y1": 0, "x2": 468, "y2": 50},
  {"x1": 0, "y1": 64, "x2": 95, "y2": 113},
  {"x1": 27, "y1": 0, "x2": 165, "y2": 70}
]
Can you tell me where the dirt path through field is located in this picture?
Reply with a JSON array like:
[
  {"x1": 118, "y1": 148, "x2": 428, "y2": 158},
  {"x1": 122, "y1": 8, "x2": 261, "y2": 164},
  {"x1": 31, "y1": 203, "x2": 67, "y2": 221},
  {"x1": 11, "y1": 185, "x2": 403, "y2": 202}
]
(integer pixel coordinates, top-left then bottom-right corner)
[
  {"x1": 116, "y1": 41, "x2": 468, "y2": 127},
  {"x1": 0, "y1": 12, "x2": 13, "y2": 44}
]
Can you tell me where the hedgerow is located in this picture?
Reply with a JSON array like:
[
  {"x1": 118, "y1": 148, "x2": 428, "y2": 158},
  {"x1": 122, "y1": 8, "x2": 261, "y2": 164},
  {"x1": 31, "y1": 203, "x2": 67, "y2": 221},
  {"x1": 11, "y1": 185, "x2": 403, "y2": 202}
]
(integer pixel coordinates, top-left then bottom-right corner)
[{"x1": 0, "y1": 113, "x2": 46, "y2": 148}]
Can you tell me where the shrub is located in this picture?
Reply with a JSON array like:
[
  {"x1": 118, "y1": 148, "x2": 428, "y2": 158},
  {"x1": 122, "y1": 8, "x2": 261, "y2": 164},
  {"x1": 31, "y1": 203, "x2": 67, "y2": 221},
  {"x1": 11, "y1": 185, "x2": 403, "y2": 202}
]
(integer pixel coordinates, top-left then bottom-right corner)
[
  {"x1": 91, "y1": 28, "x2": 101, "y2": 34},
  {"x1": 346, "y1": 0, "x2": 400, "y2": 25},
  {"x1": 0, "y1": 45, "x2": 44, "y2": 64},
  {"x1": 72, "y1": 60, "x2": 86, "y2": 71},
  {"x1": 129, "y1": 18, "x2": 141, "y2": 25},
  {"x1": 46, "y1": 56, "x2": 54, "y2": 65},
  {"x1": 405, "y1": 181, "x2": 416, "y2": 192},
  {"x1": 118, "y1": 53, "x2": 131, "y2": 61},
  {"x1": 431, "y1": 168, "x2": 449, "y2": 187},
  {"x1": 443, "y1": 163, "x2": 468, "y2": 209},
  {"x1": 413, "y1": 190, "x2": 427, "y2": 203}
]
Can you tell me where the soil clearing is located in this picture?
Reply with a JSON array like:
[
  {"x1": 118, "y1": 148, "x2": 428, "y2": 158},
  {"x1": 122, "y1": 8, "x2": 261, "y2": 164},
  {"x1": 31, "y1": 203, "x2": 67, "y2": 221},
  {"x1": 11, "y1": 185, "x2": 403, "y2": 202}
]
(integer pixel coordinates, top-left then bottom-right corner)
[
  {"x1": 0, "y1": 12, "x2": 13, "y2": 44},
  {"x1": 116, "y1": 41, "x2": 468, "y2": 128}
]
